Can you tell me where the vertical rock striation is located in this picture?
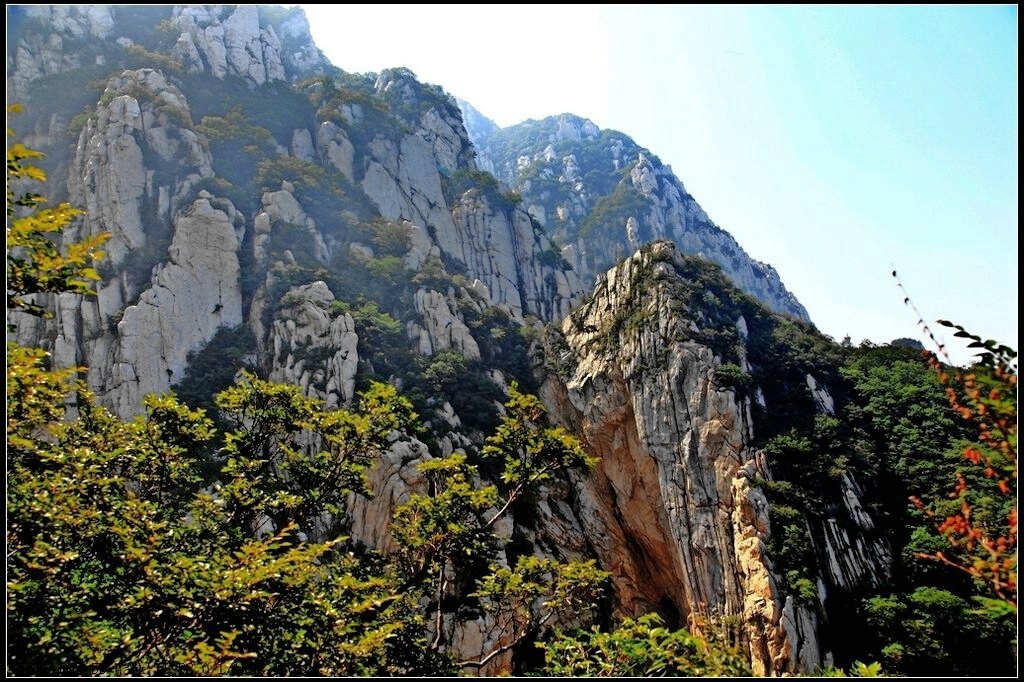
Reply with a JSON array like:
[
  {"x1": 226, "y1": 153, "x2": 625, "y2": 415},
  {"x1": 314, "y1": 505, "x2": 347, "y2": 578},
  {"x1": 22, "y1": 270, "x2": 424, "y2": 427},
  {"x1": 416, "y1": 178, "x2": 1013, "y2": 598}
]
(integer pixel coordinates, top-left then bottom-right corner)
[
  {"x1": 543, "y1": 242, "x2": 822, "y2": 674},
  {"x1": 48, "y1": 68, "x2": 242, "y2": 417},
  {"x1": 169, "y1": 4, "x2": 325, "y2": 83}
]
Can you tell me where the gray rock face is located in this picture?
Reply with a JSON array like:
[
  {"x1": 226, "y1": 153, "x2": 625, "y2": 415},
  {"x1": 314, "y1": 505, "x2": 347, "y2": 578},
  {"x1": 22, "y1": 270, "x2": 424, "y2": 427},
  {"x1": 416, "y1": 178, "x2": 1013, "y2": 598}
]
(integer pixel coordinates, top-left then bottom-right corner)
[
  {"x1": 315, "y1": 121, "x2": 355, "y2": 180},
  {"x1": 290, "y1": 128, "x2": 315, "y2": 162},
  {"x1": 375, "y1": 68, "x2": 476, "y2": 174},
  {"x1": 346, "y1": 438, "x2": 430, "y2": 553},
  {"x1": 267, "y1": 281, "x2": 359, "y2": 409},
  {"x1": 9, "y1": 5, "x2": 324, "y2": 105},
  {"x1": 7, "y1": 10, "x2": 896, "y2": 675},
  {"x1": 70, "y1": 69, "x2": 210, "y2": 267},
  {"x1": 541, "y1": 242, "x2": 822, "y2": 674},
  {"x1": 460, "y1": 109, "x2": 810, "y2": 321},
  {"x1": 409, "y1": 288, "x2": 481, "y2": 360},
  {"x1": 8, "y1": 5, "x2": 114, "y2": 101},
  {"x1": 24, "y1": 4, "x2": 115, "y2": 39},
  {"x1": 818, "y1": 472, "x2": 892, "y2": 590},
  {"x1": 274, "y1": 7, "x2": 326, "y2": 76},
  {"x1": 47, "y1": 193, "x2": 243, "y2": 418},
  {"x1": 40, "y1": 68, "x2": 242, "y2": 417},
  {"x1": 805, "y1": 373, "x2": 836, "y2": 415},
  {"x1": 446, "y1": 192, "x2": 583, "y2": 322},
  {"x1": 94, "y1": 196, "x2": 243, "y2": 413},
  {"x1": 454, "y1": 97, "x2": 499, "y2": 174},
  {"x1": 358, "y1": 124, "x2": 581, "y2": 323},
  {"x1": 256, "y1": 183, "x2": 329, "y2": 264},
  {"x1": 362, "y1": 132, "x2": 453, "y2": 228},
  {"x1": 171, "y1": 5, "x2": 284, "y2": 84},
  {"x1": 168, "y1": 4, "x2": 327, "y2": 85}
]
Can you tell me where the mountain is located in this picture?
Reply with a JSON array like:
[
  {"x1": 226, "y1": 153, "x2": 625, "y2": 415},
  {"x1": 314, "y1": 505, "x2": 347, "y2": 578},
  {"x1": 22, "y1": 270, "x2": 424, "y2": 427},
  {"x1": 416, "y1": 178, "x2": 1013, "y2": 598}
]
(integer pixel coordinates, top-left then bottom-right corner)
[
  {"x1": 461, "y1": 110, "x2": 809, "y2": 320},
  {"x1": 454, "y1": 97, "x2": 499, "y2": 151},
  {"x1": 7, "y1": 5, "x2": 1012, "y2": 677}
]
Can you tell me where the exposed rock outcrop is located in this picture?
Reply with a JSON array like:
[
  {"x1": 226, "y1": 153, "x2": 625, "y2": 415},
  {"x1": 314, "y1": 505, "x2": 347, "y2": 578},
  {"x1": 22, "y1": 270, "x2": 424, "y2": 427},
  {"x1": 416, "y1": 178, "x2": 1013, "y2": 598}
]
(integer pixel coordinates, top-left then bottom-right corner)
[
  {"x1": 543, "y1": 242, "x2": 821, "y2": 674},
  {"x1": 375, "y1": 68, "x2": 476, "y2": 174},
  {"x1": 454, "y1": 97, "x2": 499, "y2": 175},
  {"x1": 6, "y1": 9, "x2": 900, "y2": 676},
  {"x1": 8, "y1": 5, "x2": 324, "y2": 104},
  {"x1": 357, "y1": 124, "x2": 582, "y2": 323},
  {"x1": 7, "y1": 5, "x2": 115, "y2": 101},
  {"x1": 446, "y1": 191, "x2": 583, "y2": 322},
  {"x1": 169, "y1": 5, "x2": 324, "y2": 84},
  {"x1": 346, "y1": 439, "x2": 431, "y2": 553},
  {"x1": 46, "y1": 69, "x2": 241, "y2": 417},
  {"x1": 63, "y1": 195, "x2": 243, "y2": 416},
  {"x1": 267, "y1": 281, "x2": 358, "y2": 409},
  {"x1": 409, "y1": 288, "x2": 481, "y2": 360},
  {"x1": 816, "y1": 472, "x2": 892, "y2": 590},
  {"x1": 316, "y1": 121, "x2": 355, "y2": 180},
  {"x1": 254, "y1": 182, "x2": 329, "y2": 264},
  {"x1": 361, "y1": 132, "x2": 455, "y2": 236},
  {"x1": 69, "y1": 69, "x2": 210, "y2": 267},
  {"x1": 271, "y1": 6, "x2": 328, "y2": 78},
  {"x1": 461, "y1": 110, "x2": 809, "y2": 320}
]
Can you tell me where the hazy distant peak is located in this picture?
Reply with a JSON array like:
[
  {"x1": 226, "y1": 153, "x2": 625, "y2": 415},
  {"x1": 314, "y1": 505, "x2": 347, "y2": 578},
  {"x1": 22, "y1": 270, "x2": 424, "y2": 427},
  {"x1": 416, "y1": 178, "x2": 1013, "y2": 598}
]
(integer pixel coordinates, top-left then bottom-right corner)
[{"x1": 455, "y1": 97, "x2": 500, "y2": 143}]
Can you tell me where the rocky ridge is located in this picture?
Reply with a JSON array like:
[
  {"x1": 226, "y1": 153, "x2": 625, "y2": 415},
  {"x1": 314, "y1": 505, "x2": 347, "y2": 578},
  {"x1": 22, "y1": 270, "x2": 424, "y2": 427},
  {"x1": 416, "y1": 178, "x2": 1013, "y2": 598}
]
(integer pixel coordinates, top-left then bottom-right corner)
[
  {"x1": 540, "y1": 242, "x2": 825, "y2": 673},
  {"x1": 462, "y1": 110, "x2": 809, "y2": 321}
]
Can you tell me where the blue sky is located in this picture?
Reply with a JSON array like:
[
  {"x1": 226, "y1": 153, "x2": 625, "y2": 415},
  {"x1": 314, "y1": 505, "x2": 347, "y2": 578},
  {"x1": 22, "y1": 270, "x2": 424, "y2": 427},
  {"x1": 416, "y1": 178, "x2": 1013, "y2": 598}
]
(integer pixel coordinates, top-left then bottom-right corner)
[{"x1": 301, "y1": 5, "x2": 1018, "y2": 365}]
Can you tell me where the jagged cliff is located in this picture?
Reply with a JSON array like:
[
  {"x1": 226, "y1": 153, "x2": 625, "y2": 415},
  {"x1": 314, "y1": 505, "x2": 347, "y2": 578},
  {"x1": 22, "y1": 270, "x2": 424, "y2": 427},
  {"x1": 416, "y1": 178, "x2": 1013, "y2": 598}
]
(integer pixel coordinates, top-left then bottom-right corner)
[
  {"x1": 460, "y1": 108, "x2": 809, "y2": 321},
  {"x1": 8, "y1": 5, "x2": 581, "y2": 418},
  {"x1": 7, "y1": 5, "x2": 897, "y2": 675},
  {"x1": 540, "y1": 242, "x2": 823, "y2": 673}
]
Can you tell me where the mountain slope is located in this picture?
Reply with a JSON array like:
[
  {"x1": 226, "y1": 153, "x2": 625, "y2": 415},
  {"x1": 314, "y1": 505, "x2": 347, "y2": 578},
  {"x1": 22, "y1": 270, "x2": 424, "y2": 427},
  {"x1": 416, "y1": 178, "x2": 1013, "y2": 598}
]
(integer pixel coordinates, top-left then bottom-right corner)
[
  {"x1": 8, "y1": 5, "x2": 1008, "y2": 677},
  {"x1": 8, "y1": 6, "x2": 581, "y2": 419},
  {"x1": 2, "y1": 5, "x2": 875, "y2": 673},
  {"x1": 462, "y1": 110, "x2": 809, "y2": 320}
]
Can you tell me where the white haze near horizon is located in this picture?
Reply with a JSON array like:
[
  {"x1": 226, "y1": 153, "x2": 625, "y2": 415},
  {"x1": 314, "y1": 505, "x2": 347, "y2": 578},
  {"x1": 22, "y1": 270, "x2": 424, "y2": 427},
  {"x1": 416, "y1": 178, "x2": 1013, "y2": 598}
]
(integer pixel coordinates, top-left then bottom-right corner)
[{"x1": 299, "y1": 4, "x2": 1018, "y2": 367}]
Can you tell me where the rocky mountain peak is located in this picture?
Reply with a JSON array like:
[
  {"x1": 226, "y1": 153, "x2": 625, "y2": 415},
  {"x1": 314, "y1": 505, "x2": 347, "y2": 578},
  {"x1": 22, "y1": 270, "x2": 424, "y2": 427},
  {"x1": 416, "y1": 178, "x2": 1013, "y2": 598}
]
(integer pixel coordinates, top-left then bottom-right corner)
[
  {"x1": 543, "y1": 240, "x2": 826, "y2": 674},
  {"x1": 460, "y1": 104, "x2": 811, "y2": 321},
  {"x1": 8, "y1": 4, "x2": 327, "y2": 104},
  {"x1": 454, "y1": 97, "x2": 499, "y2": 145},
  {"x1": 554, "y1": 113, "x2": 601, "y2": 142},
  {"x1": 21, "y1": 4, "x2": 114, "y2": 39},
  {"x1": 7, "y1": 5, "x2": 115, "y2": 101},
  {"x1": 169, "y1": 4, "x2": 327, "y2": 84},
  {"x1": 371, "y1": 67, "x2": 476, "y2": 174}
]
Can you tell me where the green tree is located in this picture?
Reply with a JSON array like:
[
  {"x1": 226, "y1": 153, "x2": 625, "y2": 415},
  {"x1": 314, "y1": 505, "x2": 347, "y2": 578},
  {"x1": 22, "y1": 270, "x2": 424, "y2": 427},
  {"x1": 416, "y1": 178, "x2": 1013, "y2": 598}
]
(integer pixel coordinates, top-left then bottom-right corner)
[
  {"x1": 6, "y1": 355, "x2": 431, "y2": 675},
  {"x1": 7, "y1": 105, "x2": 108, "y2": 319},
  {"x1": 391, "y1": 382, "x2": 606, "y2": 667},
  {"x1": 539, "y1": 613, "x2": 752, "y2": 677},
  {"x1": 468, "y1": 556, "x2": 609, "y2": 669},
  {"x1": 5, "y1": 122, "x2": 434, "y2": 673},
  {"x1": 214, "y1": 373, "x2": 416, "y2": 535},
  {"x1": 861, "y1": 586, "x2": 1008, "y2": 676},
  {"x1": 912, "y1": 322, "x2": 1017, "y2": 613},
  {"x1": 7, "y1": 358, "x2": 612, "y2": 675}
]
